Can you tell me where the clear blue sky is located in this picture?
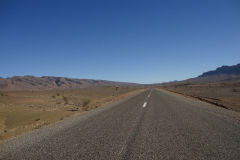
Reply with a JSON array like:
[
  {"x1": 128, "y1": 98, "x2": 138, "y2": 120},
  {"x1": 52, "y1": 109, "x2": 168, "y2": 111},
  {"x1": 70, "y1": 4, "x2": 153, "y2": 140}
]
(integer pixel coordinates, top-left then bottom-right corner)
[{"x1": 1, "y1": 0, "x2": 240, "y2": 83}]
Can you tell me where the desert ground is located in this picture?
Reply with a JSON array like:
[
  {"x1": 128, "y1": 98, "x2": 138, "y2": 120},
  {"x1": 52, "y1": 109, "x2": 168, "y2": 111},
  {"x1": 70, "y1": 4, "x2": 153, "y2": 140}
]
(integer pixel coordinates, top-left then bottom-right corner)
[
  {"x1": 0, "y1": 86, "x2": 144, "y2": 143},
  {"x1": 1, "y1": 78, "x2": 240, "y2": 144},
  {"x1": 161, "y1": 79, "x2": 240, "y2": 112}
]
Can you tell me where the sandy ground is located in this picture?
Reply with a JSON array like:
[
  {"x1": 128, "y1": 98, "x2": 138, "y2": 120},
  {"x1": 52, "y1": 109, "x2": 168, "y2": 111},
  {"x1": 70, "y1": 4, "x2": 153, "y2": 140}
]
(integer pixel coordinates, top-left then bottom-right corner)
[
  {"x1": 0, "y1": 86, "x2": 144, "y2": 143},
  {"x1": 161, "y1": 80, "x2": 240, "y2": 112}
]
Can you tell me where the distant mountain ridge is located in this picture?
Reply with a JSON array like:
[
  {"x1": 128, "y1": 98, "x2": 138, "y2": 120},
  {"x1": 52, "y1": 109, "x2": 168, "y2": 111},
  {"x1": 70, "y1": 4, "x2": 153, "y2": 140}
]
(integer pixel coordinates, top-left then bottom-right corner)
[
  {"x1": 0, "y1": 76, "x2": 139, "y2": 91},
  {"x1": 199, "y1": 63, "x2": 240, "y2": 77},
  {"x1": 160, "y1": 63, "x2": 240, "y2": 86}
]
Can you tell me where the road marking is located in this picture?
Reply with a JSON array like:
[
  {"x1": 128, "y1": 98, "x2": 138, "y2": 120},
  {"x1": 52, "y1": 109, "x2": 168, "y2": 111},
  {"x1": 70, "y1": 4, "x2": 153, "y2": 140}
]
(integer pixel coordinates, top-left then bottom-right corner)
[
  {"x1": 118, "y1": 140, "x2": 127, "y2": 155},
  {"x1": 148, "y1": 90, "x2": 152, "y2": 98},
  {"x1": 143, "y1": 102, "x2": 147, "y2": 108}
]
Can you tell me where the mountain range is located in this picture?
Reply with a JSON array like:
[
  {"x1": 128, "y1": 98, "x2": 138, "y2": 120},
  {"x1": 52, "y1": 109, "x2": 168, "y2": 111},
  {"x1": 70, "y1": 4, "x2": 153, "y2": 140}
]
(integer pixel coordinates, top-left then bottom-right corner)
[
  {"x1": 161, "y1": 63, "x2": 240, "y2": 85},
  {"x1": 0, "y1": 76, "x2": 138, "y2": 91},
  {"x1": 1, "y1": 63, "x2": 240, "y2": 91},
  {"x1": 199, "y1": 63, "x2": 240, "y2": 77}
]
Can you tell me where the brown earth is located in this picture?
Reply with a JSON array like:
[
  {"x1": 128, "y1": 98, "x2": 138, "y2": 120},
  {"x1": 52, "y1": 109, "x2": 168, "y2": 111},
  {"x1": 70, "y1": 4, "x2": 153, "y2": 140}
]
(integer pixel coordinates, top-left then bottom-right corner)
[
  {"x1": 0, "y1": 86, "x2": 144, "y2": 143},
  {"x1": 161, "y1": 79, "x2": 240, "y2": 112}
]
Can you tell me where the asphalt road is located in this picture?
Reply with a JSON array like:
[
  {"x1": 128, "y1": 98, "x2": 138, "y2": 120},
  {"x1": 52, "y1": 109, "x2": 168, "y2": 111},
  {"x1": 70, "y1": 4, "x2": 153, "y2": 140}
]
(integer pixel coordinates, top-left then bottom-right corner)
[{"x1": 1, "y1": 89, "x2": 240, "y2": 160}]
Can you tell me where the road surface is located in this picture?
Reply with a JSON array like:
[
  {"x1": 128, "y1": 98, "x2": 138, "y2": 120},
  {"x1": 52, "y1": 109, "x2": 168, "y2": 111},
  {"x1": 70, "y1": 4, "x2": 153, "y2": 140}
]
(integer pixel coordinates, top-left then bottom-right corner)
[{"x1": 1, "y1": 89, "x2": 240, "y2": 160}]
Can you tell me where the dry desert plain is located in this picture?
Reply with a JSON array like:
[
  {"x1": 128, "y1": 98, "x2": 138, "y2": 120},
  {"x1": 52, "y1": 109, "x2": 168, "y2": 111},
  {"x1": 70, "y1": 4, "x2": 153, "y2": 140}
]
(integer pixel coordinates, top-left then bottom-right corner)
[
  {"x1": 161, "y1": 79, "x2": 240, "y2": 112},
  {"x1": 0, "y1": 86, "x2": 144, "y2": 143},
  {"x1": 1, "y1": 78, "x2": 240, "y2": 144}
]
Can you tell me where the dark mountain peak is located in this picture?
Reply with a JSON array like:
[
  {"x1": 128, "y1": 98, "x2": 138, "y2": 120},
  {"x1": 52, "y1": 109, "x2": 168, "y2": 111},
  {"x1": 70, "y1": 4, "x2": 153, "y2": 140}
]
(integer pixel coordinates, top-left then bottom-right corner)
[{"x1": 199, "y1": 63, "x2": 240, "y2": 77}]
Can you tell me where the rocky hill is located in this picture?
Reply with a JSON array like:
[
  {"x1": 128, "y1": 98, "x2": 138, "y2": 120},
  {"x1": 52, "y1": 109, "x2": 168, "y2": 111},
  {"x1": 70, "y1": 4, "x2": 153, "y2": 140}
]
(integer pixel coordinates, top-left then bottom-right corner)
[
  {"x1": 199, "y1": 63, "x2": 240, "y2": 77},
  {"x1": 0, "y1": 76, "x2": 138, "y2": 91},
  {"x1": 160, "y1": 63, "x2": 240, "y2": 85}
]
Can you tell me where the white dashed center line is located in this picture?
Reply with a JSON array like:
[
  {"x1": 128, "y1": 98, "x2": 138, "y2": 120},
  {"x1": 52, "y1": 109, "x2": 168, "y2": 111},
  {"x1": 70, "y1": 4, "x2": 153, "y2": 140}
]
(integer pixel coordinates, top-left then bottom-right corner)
[
  {"x1": 143, "y1": 102, "x2": 147, "y2": 108},
  {"x1": 148, "y1": 90, "x2": 152, "y2": 98}
]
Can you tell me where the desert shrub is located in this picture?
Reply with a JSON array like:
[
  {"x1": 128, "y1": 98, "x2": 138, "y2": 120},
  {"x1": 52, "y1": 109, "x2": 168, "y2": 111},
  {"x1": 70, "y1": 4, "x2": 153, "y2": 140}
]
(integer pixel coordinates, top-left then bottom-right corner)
[
  {"x1": 35, "y1": 118, "x2": 40, "y2": 121},
  {"x1": 52, "y1": 95, "x2": 56, "y2": 98},
  {"x1": 83, "y1": 107, "x2": 89, "y2": 111},
  {"x1": 56, "y1": 93, "x2": 60, "y2": 96},
  {"x1": 82, "y1": 99, "x2": 91, "y2": 107},
  {"x1": 232, "y1": 88, "x2": 238, "y2": 92},
  {"x1": 62, "y1": 96, "x2": 69, "y2": 104},
  {"x1": 0, "y1": 93, "x2": 8, "y2": 96}
]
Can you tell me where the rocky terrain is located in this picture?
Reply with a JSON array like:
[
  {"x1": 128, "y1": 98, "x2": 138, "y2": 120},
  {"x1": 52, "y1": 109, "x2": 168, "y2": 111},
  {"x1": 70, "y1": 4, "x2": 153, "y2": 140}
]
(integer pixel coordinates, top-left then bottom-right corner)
[
  {"x1": 0, "y1": 76, "x2": 138, "y2": 91},
  {"x1": 199, "y1": 63, "x2": 240, "y2": 77}
]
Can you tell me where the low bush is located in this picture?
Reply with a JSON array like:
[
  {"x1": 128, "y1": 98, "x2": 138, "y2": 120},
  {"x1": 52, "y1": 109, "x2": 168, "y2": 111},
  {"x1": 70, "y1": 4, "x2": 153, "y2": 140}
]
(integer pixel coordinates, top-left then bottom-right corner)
[
  {"x1": 82, "y1": 99, "x2": 91, "y2": 107},
  {"x1": 62, "y1": 96, "x2": 69, "y2": 104}
]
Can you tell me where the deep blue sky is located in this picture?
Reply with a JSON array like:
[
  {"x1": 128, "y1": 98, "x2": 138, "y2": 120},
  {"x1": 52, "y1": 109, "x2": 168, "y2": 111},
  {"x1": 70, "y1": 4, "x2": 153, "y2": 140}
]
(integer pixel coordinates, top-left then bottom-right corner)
[{"x1": 1, "y1": 0, "x2": 240, "y2": 83}]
